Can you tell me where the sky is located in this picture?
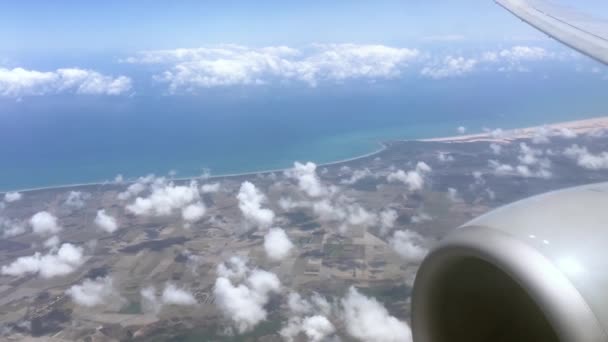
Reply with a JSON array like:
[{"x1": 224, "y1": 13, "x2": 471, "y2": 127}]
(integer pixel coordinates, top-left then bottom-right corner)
[
  {"x1": 1, "y1": 1, "x2": 607, "y2": 98},
  {"x1": 0, "y1": 0, "x2": 563, "y2": 53}
]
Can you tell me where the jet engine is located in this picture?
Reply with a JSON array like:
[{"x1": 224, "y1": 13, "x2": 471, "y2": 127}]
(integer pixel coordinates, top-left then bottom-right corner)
[{"x1": 412, "y1": 183, "x2": 608, "y2": 342}]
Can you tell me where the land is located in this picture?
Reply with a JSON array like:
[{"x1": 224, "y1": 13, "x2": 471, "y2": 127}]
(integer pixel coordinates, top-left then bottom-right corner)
[{"x1": 2, "y1": 117, "x2": 608, "y2": 341}]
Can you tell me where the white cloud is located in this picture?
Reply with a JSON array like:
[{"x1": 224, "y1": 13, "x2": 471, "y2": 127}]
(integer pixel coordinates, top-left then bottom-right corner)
[
  {"x1": 387, "y1": 162, "x2": 431, "y2": 191},
  {"x1": 263, "y1": 227, "x2": 294, "y2": 261},
  {"x1": 3, "y1": 192, "x2": 22, "y2": 203},
  {"x1": 182, "y1": 201, "x2": 206, "y2": 223},
  {"x1": 457, "y1": 126, "x2": 466, "y2": 134},
  {"x1": 0, "y1": 67, "x2": 132, "y2": 97},
  {"x1": 30, "y1": 211, "x2": 62, "y2": 236},
  {"x1": 1, "y1": 243, "x2": 84, "y2": 278},
  {"x1": 117, "y1": 174, "x2": 156, "y2": 201},
  {"x1": 379, "y1": 209, "x2": 398, "y2": 235},
  {"x1": 488, "y1": 159, "x2": 552, "y2": 179},
  {"x1": 531, "y1": 126, "x2": 551, "y2": 144},
  {"x1": 557, "y1": 127, "x2": 577, "y2": 138},
  {"x1": 564, "y1": 144, "x2": 608, "y2": 170},
  {"x1": 66, "y1": 276, "x2": 122, "y2": 307},
  {"x1": 201, "y1": 182, "x2": 221, "y2": 193},
  {"x1": 284, "y1": 162, "x2": 326, "y2": 197},
  {"x1": 44, "y1": 235, "x2": 60, "y2": 249},
  {"x1": 127, "y1": 180, "x2": 200, "y2": 217},
  {"x1": 94, "y1": 209, "x2": 119, "y2": 233},
  {"x1": 140, "y1": 283, "x2": 197, "y2": 314},
  {"x1": 421, "y1": 56, "x2": 477, "y2": 79},
  {"x1": 237, "y1": 181, "x2": 275, "y2": 228},
  {"x1": 281, "y1": 315, "x2": 336, "y2": 342},
  {"x1": 389, "y1": 230, "x2": 428, "y2": 263},
  {"x1": 162, "y1": 283, "x2": 197, "y2": 305},
  {"x1": 282, "y1": 292, "x2": 335, "y2": 342},
  {"x1": 340, "y1": 287, "x2": 412, "y2": 342},
  {"x1": 64, "y1": 191, "x2": 90, "y2": 209},
  {"x1": 341, "y1": 168, "x2": 373, "y2": 185},
  {"x1": 411, "y1": 212, "x2": 432, "y2": 224},
  {"x1": 490, "y1": 143, "x2": 502, "y2": 155},
  {"x1": 214, "y1": 258, "x2": 282, "y2": 333},
  {"x1": 1, "y1": 217, "x2": 26, "y2": 238},
  {"x1": 447, "y1": 188, "x2": 459, "y2": 202},
  {"x1": 140, "y1": 286, "x2": 162, "y2": 314},
  {"x1": 127, "y1": 44, "x2": 420, "y2": 91},
  {"x1": 437, "y1": 152, "x2": 454, "y2": 163}
]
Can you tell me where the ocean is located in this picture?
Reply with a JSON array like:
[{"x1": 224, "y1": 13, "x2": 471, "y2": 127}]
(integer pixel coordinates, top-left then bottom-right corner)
[{"x1": 1, "y1": 69, "x2": 607, "y2": 191}]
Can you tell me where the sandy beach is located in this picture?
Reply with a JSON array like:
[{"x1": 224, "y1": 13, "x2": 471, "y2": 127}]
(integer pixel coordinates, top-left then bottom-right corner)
[{"x1": 419, "y1": 116, "x2": 608, "y2": 143}]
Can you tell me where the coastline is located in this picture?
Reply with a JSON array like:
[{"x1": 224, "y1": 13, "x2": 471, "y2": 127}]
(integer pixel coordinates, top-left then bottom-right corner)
[
  {"x1": 4, "y1": 115, "x2": 608, "y2": 195},
  {"x1": 419, "y1": 116, "x2": 608, "y2": 143}
]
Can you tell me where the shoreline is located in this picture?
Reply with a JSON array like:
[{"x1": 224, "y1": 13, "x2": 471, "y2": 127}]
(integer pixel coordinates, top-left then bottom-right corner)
[
  {"x1": 419, "y1": 116, "x2": 608, "y2": 143},
  {"x1": 4, "y1": 115, "x2": 608, "y2": 195}
]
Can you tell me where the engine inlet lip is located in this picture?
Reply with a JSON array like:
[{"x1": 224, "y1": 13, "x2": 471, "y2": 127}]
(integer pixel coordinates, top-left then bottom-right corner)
[{"x1": 411, "y1": 225, "x2": 607, "y2": 342}]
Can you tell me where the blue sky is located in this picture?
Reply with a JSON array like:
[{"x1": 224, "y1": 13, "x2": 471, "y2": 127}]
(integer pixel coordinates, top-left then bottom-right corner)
[
  {"x1": 1, "y1": 0, "x2": 607, "y2": 98},
  {"x1": 1, "y1": 0, "x2": 552, "y2": 52}
]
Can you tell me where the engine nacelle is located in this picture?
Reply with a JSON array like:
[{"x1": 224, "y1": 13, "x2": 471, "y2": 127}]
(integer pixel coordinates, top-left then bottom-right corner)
[{"x1": 412, "y1": 183, "x2": 608, "y2": 342}]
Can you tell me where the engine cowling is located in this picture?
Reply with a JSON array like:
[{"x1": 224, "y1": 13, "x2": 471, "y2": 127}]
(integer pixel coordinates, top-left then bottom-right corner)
[{"x1": 412, "y1": 182, "x2": 608, "y2": 342}]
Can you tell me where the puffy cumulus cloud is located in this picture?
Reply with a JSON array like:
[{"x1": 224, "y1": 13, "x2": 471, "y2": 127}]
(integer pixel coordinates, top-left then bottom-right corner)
[
  {"x1": 457, "y1": 126, "x2": 467, "y2": 134},
  {"x1": 30, "y1": 211, "x2": 61, "y2": 236},
  {"x1": 3, "y1": 192, "x2": 22, "y2": 203},
  {"x1": 140, "y1": 283, "x2": 197, "y2": 314},
  {"x1": 340, "y1": 168, "x2": 373, "y2": 185},
  {"x1": 44, "y1": 235, "x2": 61, "y2": 249},
  {"x1": 421, "y1": 56, "x2": 477, "y2": 79},
  {"x1": 127, "y1": 44, "x2": 420, "y2": 92},
  {"x1": 127, "y1": 181, "x2": 200, "y2": 217},
  {"x1": 0, "y1": 67, "x2": 132, "y2": 97},
  {"x1": 389, "y1": 230, "x2": 428, "y2": 263},
  {"x1": 281, "y1": 315, "x2": 336, "y2": 342},
  {"x1": 490, "y1": 143, "x2": 502, "y2": 155},
  {"x1": 284, "y1": 162, "x2": 326, "y2": 197},
  {"x1": 182, "y1": 201, "x2": 206, "y2": 223},
  {"x1": 411, "y1": 212, "x2": 432, "y2": 224},
  {"x1": 94, "y1": 210, "x2": 119, "y2": 233},
  {"x1": 340, "y1": 287, "x2": 412, "y2": 342},
  {"x1": 387, "y1": 162, "x2": 432, "y2": 191},
  {"x1": 564, "y1": 144, "x2": 608, "y2": 170},
  {"x1": 1, "y1": 243, "x2": 84, "y2": 278},
  {"x1": 161, "y1": 283, "x2": 197, "y2": 305},
  {"x1": 379, "y1": 209, "x2": 398, "y2": 235},
  {"x1": 447, "y1": 188, "x2": 460, "y2": 202},
  {"x1": 214, "y1": 257, "x2": 282, "y2": 333},
  {"x1": 531, "y1": 126, "x2": 551, "y2": 144},
  {"x1": 437, "y1": 151, "x2": 454, "y2": 163},
  {"x1": 488, "y1": 159, "x2": 552, "y2": 179},
  {"x1": 263, "y1": 227, "x2": 294, "y2": 261},
  {"x1": 0, "y1": 217, "x2": 26, "y2": 238},
  {"x1": 66, "y1": 276, "x2": 122, "y2": 307},
  {"x1": 311, "y1": 199, "x2": 378, "y2": 234},
  {"x1": 278, "y1": 197, "x2": 305, "y2": 211},
  {"x1": 487, "y1": 46, "x2": 550, "y2": 72},
  {"x1": 557, "y1": 127, "x2": 577, "y2": 139},
  {"x1": 117, "y1": 174, "x2": 157, "y2": 201},
  {"x1": 282, "y1": 292, "x2": 335, "y2": 342},
  {"x1": 237, "y1": 181, "x2": 275, "y2": 228},
  {"x1": 64, "y1": 191, "x2": 90, "y2": 209},
  {"x1": 200, "y1": 182, "x2": 221, "y2": 193}
]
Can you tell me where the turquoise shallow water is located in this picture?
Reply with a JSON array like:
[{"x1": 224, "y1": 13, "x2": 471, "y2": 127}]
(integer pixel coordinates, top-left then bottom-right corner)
[{"x1": 1, "y1": 70, "x2": 607, "y2": 191}]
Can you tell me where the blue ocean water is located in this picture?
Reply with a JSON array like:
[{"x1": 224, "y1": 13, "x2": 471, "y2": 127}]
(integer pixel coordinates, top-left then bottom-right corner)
[{"x1": 1, "y1": 69, "x2": 607, "y2": 191}]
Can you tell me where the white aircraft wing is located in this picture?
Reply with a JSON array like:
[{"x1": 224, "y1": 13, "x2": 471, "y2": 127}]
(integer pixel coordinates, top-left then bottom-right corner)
[{"x1": 496, "y1": 0, "x2": 608, "y2": 65}]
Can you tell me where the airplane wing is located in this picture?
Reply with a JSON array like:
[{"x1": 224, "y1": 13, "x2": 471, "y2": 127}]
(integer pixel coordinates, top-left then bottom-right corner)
[{"x1": 496, "y1": 0, "x2": 608, "y2": 65}]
